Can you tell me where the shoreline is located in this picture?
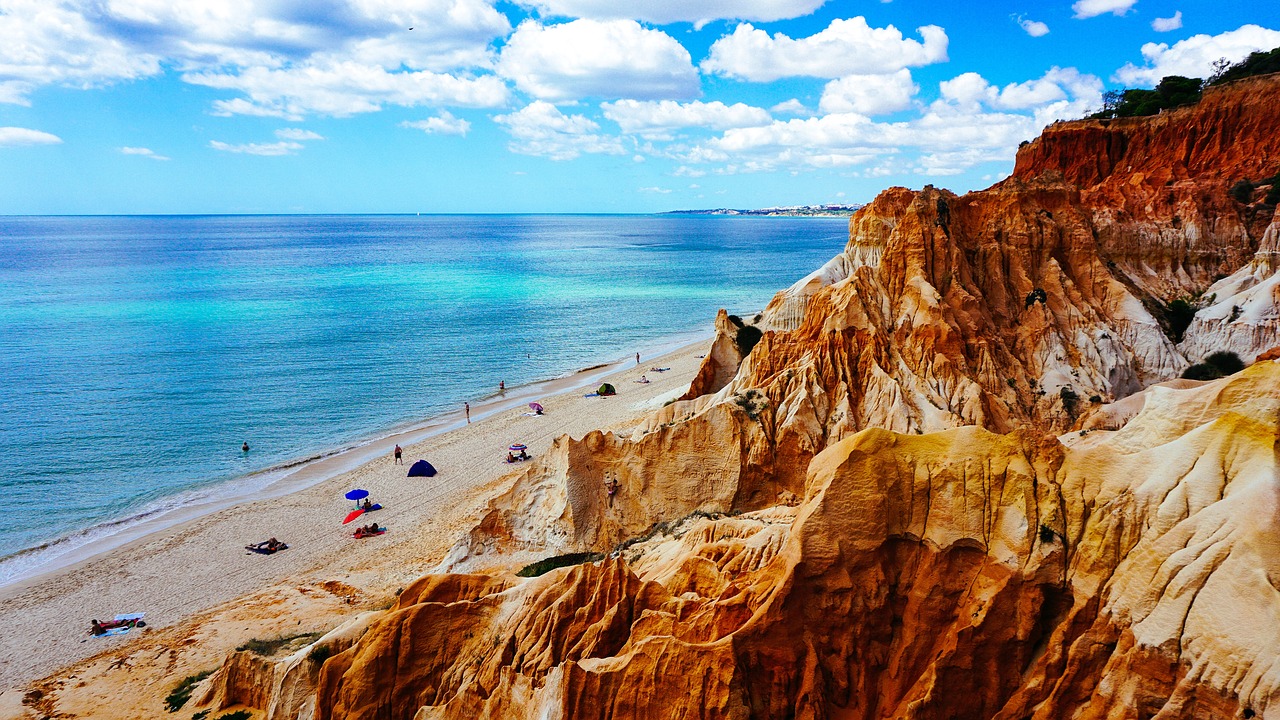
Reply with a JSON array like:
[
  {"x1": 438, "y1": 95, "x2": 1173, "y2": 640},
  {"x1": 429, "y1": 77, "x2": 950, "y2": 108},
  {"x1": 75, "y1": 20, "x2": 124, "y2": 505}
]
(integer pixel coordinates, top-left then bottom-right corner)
[
  {"x1": 0, "y1": 329, "x2": 709, "y2": 592},
  {"x1": 0, "y1": 333, "x2": 709, "y2": 689}
]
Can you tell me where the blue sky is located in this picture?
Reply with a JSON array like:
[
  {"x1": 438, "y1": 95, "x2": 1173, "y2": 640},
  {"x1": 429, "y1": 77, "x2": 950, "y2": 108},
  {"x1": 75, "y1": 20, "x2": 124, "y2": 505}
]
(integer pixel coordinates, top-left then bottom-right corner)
[{"x1": 0, "y1": 0, "x2": 1275, "y2": 214}]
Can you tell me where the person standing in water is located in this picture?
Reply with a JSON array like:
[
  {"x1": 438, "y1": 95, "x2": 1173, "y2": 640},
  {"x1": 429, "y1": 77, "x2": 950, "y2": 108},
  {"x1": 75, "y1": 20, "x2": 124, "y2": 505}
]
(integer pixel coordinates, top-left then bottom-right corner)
[
  {"x1": 465, "y1": 402, "x2": 471, "y2": 423},
  {"x1": 636, "y1": 352, "x2": 640, "y2": 365},
  {"x1": 242, "y1": 441, "x2": 249, "y2": 453},
  {"x1": 393, "y1": 445, "x2": 402, "y2": 464},
  {"x1": 499, "y1": 380, "x2": 505, "y2": 393}
]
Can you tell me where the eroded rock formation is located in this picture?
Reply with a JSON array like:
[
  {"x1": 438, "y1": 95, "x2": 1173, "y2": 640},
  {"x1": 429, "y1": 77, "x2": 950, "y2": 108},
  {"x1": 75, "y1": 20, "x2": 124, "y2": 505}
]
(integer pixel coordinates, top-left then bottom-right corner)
[
  {"x1": 313, "y1": 363, "x2": 1280, "y2": 719},
  {"x1": 225, "y1": 74, "x2": 1280, "y2": 720}
]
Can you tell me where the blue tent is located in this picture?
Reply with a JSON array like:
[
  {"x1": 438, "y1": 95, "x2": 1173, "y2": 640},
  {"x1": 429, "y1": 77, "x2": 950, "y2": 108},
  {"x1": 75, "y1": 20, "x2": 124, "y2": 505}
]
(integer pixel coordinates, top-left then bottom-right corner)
[{"x1": 407, "y1": 460, "x2": 437, "y2": 477}]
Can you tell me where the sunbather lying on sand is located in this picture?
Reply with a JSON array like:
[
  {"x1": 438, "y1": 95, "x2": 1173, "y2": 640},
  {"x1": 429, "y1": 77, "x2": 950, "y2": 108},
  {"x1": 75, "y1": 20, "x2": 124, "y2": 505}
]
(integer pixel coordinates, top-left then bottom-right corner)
[
  {"x1": 353, "y1": 523, "x2": 383, "y2": 538},
  {"x1": 246, "y1": 537, "x2": 288, "y2": 553},
  {"x1": 89, "y1": 617, "x2": 145, "y2": 636}
]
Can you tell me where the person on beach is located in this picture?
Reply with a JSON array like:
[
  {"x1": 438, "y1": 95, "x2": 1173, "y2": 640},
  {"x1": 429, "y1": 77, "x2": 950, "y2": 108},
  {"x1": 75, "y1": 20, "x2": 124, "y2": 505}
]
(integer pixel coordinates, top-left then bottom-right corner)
[
  {"x1": 507, "y1": 451, "x2": 517, "y2": 463},
  {"x1": 465, "y1": 402, "x2": 471, "y2": 423},
  {"x1": 499, "y1": 380, "x2": 505, "y2": 393},
  {"x1": 393, "y1": 445, "x2": 402, "y2": 464},
  {"x1": 519, "y1": 448, "x2": 529, "y2": 461},
  {"x1": 242, "y1": 441, "x2": 249, "y2": 453},
  {"x1": 636, "y1": 352, "x2": 640, "y2": 365},
  {"x1": 361, "y1": 498, "x2": 374, "y2": 511}
]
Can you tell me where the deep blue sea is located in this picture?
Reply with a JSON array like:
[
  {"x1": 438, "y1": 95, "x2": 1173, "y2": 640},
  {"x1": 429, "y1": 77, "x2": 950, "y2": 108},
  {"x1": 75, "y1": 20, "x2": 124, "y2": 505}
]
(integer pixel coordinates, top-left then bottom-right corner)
[{"x1": 0, "y1": 214, "x2": 846, "y2": 581}]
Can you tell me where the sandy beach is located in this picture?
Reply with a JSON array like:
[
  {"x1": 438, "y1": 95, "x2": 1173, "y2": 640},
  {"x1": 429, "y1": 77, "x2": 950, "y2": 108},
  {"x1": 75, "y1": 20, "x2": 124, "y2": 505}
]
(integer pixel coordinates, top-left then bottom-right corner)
[{"x1": 0, "y1": 339, "x2": 706, "y2": 697}]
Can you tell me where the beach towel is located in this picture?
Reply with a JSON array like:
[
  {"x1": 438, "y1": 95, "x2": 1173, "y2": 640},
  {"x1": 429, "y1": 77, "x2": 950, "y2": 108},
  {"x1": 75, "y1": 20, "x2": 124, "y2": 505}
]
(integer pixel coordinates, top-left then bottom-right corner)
[
  {"x1": 246, "y1": 543, "x2": 288, "y2": 554},
  {"x1": 353, "y1": 528, "x2": 387, "y2": 539},
  {"x1": 92, "y1": 613, "x2": 146, "y2": 638}
]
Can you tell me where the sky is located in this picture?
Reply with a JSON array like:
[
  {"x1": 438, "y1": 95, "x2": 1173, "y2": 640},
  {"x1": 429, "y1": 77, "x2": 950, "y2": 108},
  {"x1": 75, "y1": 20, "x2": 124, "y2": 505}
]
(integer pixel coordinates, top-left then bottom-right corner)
[{"x1": 0, "y1": 0, "x2": 1276, "y2": 214}]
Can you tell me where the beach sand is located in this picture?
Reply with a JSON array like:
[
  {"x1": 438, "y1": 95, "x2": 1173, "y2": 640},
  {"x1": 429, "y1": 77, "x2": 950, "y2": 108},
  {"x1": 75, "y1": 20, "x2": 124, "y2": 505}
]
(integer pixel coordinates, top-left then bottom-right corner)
[{"x1": 0, "y1": 340, "x2": 706, "y2": 701}]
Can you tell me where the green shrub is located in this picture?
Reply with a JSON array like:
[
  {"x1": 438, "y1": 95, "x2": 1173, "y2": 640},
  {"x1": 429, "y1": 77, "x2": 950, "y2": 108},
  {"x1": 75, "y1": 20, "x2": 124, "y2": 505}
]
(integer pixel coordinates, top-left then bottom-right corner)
[
  {"x1": 308, "y1": 644, "x2": 333, "y2": 666},
  {"x1": 516, "y1": 552, "x2": 604, "y2": 578},
  {"x1": 1181, "y1": 363, "x2": 1222, "y2": 380},
  {"x1": 735, "y1": 325, "x2": 763, "y2": 356},
  {"x1": 1208, "y1": 47, "x2": 1280, "y2": 86},
  {"x1": 192, "y1": 711, "x2": 210, "y2": 720},
  {"x1": 215, "y1": 711, "x2": 252, "y2": 720},
  {"x1": 1059, "y1": 386, "x2": 1079, "y2": 414},
  {"x1": 236, "y1": 632, "x2": 323, "y2": 657},
  {"x1": 165, "y1": 671, "x2": 213, "y2": 712},
  {"x1": 1165, "y1": 298, "x2": 1197, "y2": 343},
  {"x1": 1231, "y1": 179, "x2": 1256, "y2": 203},
  {"x1": 1204, "y1": 351, "x2": 1245, "y2": 376},
  {"x1": 1090, "y1": 75, "x2": 1203, "y2": 119}
]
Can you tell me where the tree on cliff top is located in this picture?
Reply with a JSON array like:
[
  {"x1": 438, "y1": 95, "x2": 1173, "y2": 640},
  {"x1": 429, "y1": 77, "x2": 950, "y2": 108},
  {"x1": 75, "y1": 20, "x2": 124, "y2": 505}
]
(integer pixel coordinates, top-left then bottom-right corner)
[
  {"x1": 1208, "y1": 47, "x2": 1280, "y2": 86},
  {"x1": 1089, "y1": 76, "x2": 1203, "y2": 119}
]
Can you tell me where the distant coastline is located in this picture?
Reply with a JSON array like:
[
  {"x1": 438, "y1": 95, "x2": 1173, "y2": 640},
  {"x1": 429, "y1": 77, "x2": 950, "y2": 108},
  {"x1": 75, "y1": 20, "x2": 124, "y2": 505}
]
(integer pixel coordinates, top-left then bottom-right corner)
[{"x1": 664, "y1": 203, "x2": 862, "y2": 217}]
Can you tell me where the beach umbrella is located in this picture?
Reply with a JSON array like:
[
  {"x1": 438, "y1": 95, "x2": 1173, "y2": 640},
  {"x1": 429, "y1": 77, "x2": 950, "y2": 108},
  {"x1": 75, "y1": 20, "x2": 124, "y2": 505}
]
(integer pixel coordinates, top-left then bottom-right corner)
[
  {"x1": 509, "y1": 443, "x2": 527, "y2": 452},
  {"x1": 529, "y1": 402, "x2": 543, "y2": 413},
  {"x1": 344, "y1": 489, "x2": 369, "y2": 501}
]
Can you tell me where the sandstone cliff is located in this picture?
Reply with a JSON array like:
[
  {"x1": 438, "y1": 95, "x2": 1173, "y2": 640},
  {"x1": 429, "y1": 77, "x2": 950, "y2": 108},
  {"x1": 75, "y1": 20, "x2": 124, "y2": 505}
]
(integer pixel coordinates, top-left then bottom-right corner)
[
  {"x1": 218, "y1": 74, "x2": 1280, "y2": 720},
  {"x1": 309, "y1": 362, "x2": 1280, "y2": 719}
]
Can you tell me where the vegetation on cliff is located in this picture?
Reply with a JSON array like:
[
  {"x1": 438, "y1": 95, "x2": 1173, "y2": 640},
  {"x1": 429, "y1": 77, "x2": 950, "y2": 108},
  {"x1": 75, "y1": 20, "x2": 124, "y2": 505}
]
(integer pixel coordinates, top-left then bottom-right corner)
[{"x1": 1089, "y1": 45, "x2": 1279, "y2": 119}]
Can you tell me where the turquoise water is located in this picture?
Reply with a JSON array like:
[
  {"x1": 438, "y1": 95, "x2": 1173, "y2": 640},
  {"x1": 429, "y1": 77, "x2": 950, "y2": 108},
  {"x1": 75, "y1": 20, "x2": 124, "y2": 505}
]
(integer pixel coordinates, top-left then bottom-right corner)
[{"x1": 0, "y1": 214, "x2": 846, "y2": 580}]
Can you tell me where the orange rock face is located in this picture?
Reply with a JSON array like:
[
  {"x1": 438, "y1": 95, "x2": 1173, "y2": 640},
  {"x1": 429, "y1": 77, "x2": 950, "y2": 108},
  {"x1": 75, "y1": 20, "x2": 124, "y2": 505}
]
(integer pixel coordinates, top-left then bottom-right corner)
[{"x1": 238, "y1": 76, "x2": 1280, "y2": 720}]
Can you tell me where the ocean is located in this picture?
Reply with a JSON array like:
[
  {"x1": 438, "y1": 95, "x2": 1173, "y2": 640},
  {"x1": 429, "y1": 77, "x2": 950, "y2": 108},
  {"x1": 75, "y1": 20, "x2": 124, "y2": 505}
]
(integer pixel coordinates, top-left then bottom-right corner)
[{"x1": 0, "y1": 214, "x2": 846, "y2": 583}]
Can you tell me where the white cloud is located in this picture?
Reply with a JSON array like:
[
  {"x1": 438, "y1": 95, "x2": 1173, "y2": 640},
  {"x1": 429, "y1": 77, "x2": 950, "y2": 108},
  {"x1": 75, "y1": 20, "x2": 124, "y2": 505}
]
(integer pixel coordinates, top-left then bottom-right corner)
[
  {"x1": 493, "y1": 101, "x2": 625, "y2": 160},
  {"x1": 209, "y1": 140, "x2": 304, "y2": 156},
  {"x1": 1152, "y1": 11, "x2": 1183, "y2": 32},
  {"x1": 498, "y1": 19, "x2": 699, "y2": 101},
  {"x1": 818, "y1": 69, "x2": 917, "y2": 115},
  {"x1": 518, "y1": 0, "x2": 827, "y2": 26},
  {"x1": 701, "y1": 17, "x2": 948, "y2": 82},
  {"x1": 1072, "y1": 0, "x2": 1137, "y2": 19},
  {"x1": 120, "y1": 146, "x2": 169, "y2": 160},
  {"x1": 601, "y1": 100, "x2": 771, "y2": 136},
  {"x1": 0, "y1": 0, "x2": 512, "y2": 112},
  {"x1": 770, "y1": 99, "x2": 809, "y2": 115},
  {"x1": 401, "y1": 111, "x2": 471, "y2": 136},
  {"x1": 1015, "y1": 16, "x2": 1050, "y2": 37},
  {"x1": 1115, "y1": 24, "x2": 1280, "y2": 85},
  {"x1": 0, "y1": 0, "x2": 161, "y2": 104},
  {"x1": 680, "y1": 66, "x2": 1101, "y2": 176},
  {"x1": 638, "y1": 186, "x2": 672, "y2": 193},
  {"x1": 0, "y1": 126, "x2": 63, "y2": 146},
  {"x1": 275, "y1": 128, "x2": 324, "y2": 141},
  {"x1": 187, "y1": 62, "x2": 509, "y2": 118}
]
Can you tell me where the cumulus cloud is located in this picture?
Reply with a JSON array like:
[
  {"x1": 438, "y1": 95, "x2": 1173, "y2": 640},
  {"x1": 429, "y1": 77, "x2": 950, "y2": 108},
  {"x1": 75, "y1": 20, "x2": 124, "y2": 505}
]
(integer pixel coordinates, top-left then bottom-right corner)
[
  {"x1": 1152, "y1": 11, "x2": 1183, "y2": 32},
  {"x1": 401, "y1": 111, "x2": 472, "y2": 136},
  {"x1": 493, "y1": 101, "x2": 625, "y2": 160},
  {"x1": 0, "y1": 126, "x2": 63, "y2": 146},
  {"x1": 0, "y1": 0, "x2": 161, "y2": 104},
  {"x1": 275, "y1": 128, "x2": 324, "y2": 141},
  {"x1": 187, "y1": 62, "x2": 509, "y2": 118},
  {"x1": 1071, "y1": 0, "x2": 1137, "y2": 19},
  {"x1": 209, "y1": 140, "x2": 304, "y2": 156},
  {"x1": 818, "y1": 69, "x2": 917, "y2": 115},
  {"x1": 1015, "y1": 16, "x2": 1050, "y2": 37},
  {"x1": 770, "y1": 99, "x2": 810, "y2": 115},
  {"x1": 120, "y1": 146, "x2": 169, "y2": 160},
  {"x1": 518, "y1": 0, "x2": 826, "y2": 26},
  {"x1": 701, "y1": 17, "x2": 947, "y2": 82},
  {"x1": 680, "y1": 66, "x2": 1101, "y2": 176},
  {"x1": 1115, "y1": 24, "x2": 1280, "y2": 85},
  {"x1": 601, "y1": 100, "x2": 770, "y2": 137},
  {"x1": 0, "y1": 0, "x2": 512, "y2": 113},
  {"x1": 498, "y1": 19, "x2": 699, "y2": 100}
]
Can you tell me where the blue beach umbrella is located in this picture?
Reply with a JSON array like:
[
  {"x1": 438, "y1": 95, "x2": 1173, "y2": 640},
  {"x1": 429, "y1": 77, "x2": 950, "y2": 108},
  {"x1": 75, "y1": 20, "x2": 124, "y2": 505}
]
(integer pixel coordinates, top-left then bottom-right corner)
[{"x1": 344, "y1": 488, "x2": 369, "y2": 507}]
